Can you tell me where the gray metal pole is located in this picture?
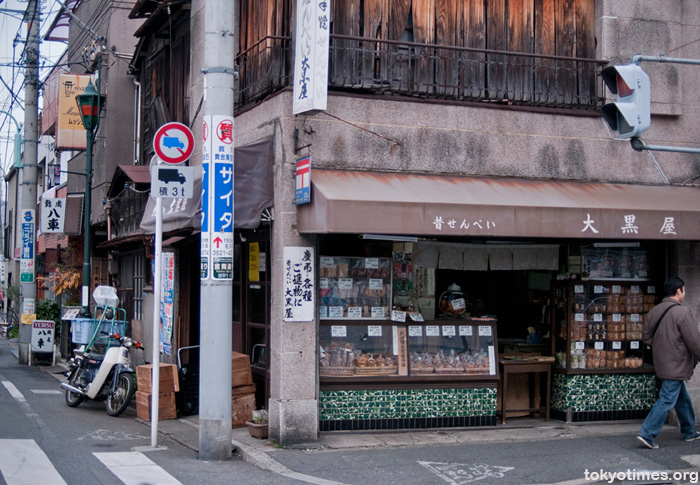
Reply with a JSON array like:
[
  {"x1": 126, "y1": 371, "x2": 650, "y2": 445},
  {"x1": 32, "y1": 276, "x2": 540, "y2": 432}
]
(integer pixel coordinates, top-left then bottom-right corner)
[
  {"x1": 199, "y1": 0, "x2": 234, "y2": 460},
  {"x1": 18, "y1": 0, "x2": 40, "y2": 365}
]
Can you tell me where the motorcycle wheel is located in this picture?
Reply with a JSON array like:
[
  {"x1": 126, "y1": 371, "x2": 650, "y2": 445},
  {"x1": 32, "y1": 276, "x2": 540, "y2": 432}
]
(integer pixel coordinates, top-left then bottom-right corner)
[
  {"x1": 105, "y1": 372, "x2": 134, "y2": 417},
  {"x1": 64, "y1": 369, "x2": 84, "y2": 407}
]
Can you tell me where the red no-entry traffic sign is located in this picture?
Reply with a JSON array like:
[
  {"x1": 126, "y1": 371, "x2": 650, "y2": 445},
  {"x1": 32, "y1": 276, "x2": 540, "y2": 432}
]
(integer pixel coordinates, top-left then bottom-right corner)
[{"x1": 153, "y1": 122, "x2": 195, "y2": 164}]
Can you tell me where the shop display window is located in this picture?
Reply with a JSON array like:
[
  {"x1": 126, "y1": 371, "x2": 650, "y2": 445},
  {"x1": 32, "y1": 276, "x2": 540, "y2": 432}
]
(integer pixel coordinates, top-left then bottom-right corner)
[
  {"x1": 319, "y1": 324, "x2": 399, "y2": 377},
  {"x1": 318, "y1": 319, "x2": 498, "y2": 379},
  {"x1": 407, "y1": 320, "x2": 497, "y2": 376},
  {"x1": 552, "y1": 281, "x2": 656, "y2": 373},
  {"x1": 319, "y1": 256, "x2": 392, "y2": 320}
]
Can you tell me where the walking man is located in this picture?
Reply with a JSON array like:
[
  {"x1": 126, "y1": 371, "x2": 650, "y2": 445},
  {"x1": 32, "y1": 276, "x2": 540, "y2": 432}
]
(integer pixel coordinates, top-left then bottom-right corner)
[{"x1": 638, "y1": 276, "x2": 700, "y2": 449}]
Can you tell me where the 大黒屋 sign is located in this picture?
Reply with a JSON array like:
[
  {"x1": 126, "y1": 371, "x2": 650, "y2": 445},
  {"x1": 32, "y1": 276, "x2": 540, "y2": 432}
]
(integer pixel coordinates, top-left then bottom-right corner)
[{"x1": 283, "y1": 247, "x2": 315, "y2": 321}]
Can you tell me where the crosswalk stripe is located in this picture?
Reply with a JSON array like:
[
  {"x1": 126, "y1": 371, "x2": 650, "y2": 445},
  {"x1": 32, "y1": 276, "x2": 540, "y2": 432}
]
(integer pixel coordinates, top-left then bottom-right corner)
[
  {"x1": 93, "y1": 451, "x2": 182, "y2": 485},
  {"x1": 0, "y1": 439, "x2": 67, "y2": 485},
  {"x1": 2, "y1": 381, "x2": 25, "y2": 402}
]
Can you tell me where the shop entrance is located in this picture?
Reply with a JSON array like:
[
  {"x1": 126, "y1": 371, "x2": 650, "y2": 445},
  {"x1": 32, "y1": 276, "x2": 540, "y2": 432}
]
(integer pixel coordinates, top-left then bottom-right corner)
[{"x1": 233, "y1": 228, "x2": 271, "y2": 410}]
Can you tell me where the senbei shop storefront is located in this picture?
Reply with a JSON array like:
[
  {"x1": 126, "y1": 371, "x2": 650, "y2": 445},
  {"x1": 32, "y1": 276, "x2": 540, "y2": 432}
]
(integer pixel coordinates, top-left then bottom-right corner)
[{"x1": 298, "y1": 170, "x2": 700, "y2": 431}]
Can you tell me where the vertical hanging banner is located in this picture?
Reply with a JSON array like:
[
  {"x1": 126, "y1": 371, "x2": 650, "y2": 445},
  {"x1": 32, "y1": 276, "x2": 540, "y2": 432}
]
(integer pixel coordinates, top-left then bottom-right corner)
[
  {"x1": 292, "y1": 0, "x2": 331, "y2": 114},
  {"x1": 211, "y1": 115, "x2": 234, "y2": 281},
  {"x1": 283, "y1": 246, "x2": 315, "y2": 321},
  {"x1": 201, "y1": 117, "x2": 211, "y2": 280},
  {"x1": 248, "y1": 242, "x2": 260, "y2": 282},
  {"x1": 20, "y1": 210, "x2": 35, "y2": 283},
  {"x1": 160, "y1": 252, "x2": 174, "y2": 355}
]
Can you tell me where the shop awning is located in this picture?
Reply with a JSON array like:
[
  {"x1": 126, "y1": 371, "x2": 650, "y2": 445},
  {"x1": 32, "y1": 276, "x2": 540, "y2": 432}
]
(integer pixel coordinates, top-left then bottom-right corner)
[{"x1": 297, "y1": 170, "x2": 700, "y2": 240}]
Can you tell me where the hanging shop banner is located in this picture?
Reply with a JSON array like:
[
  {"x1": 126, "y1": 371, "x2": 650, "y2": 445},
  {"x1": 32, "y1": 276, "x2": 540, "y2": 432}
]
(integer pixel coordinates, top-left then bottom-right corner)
[
  {"x1": 160, "y1": 252, "x2": 174, "y2": 355},
  {"x1": 40, "y1": 197, "x2": 66, "y2": 233},
  {"x1": 20, "y1": 209, "x2": 35, "y2": 283},
  {"x1": 292, "y1": 0, "x2": 330, "y2": 114},
  {"x1": 56, "y1": 73, "x2": 94, "y2": 150},
  {"x1": 283, "y1": 246, "x2": 315, "y2": 321},
  {"x1": 201, "y1": 117, "x2": 211, "y2": 280},
  {"x1": 210, "y1": 115, "x2": 234, "y2": 281}
]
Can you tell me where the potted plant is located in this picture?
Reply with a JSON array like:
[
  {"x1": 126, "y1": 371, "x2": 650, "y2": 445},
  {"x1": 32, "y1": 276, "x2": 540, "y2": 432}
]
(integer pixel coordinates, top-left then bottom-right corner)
[{"x1": 246, "y1": 409, "x2": 269, "y2": 439}]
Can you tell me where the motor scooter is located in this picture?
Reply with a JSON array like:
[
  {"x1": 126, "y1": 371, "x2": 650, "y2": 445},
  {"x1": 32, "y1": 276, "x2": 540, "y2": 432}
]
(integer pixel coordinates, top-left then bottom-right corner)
[{"x1": 60, "y1": 286, "x2": 141, "y2": 417}]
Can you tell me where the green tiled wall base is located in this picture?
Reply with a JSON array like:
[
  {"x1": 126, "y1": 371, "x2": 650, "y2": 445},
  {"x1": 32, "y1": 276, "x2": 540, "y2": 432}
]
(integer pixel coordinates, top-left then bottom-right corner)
[
  {"x1": 551, "y1": 373, "x2": 656, "y2": 414},
  {"x1": 320, "y1": 387, "x2": 497, "y2": 421}
]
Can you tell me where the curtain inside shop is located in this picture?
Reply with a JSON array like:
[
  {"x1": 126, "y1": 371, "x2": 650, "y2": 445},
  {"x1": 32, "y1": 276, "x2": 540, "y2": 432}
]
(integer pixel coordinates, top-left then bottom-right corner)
[{"x1": 412, "y1": 242, "x2": 559, "y2": 271}]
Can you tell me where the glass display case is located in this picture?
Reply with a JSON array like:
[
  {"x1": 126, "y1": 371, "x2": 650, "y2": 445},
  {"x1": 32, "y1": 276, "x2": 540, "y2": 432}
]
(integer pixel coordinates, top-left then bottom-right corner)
[
  {"x1": 552, "y1": 280, "x2": 657, "y2": 373},
  {"x1": 319, "y1": 323, "x2": 399, "y2": 377},
  {"x1": 319, "y1": 256, "x2": 392, "y2": 320},
  {"x1": 319, "y1": 319, "x2": 498, "y2": 380}
]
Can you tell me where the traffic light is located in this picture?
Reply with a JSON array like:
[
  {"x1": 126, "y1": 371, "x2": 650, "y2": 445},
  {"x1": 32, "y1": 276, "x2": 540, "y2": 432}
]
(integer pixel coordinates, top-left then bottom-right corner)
[{"x1": 601, "y1": 64, "x2": 650, "y2": 138}]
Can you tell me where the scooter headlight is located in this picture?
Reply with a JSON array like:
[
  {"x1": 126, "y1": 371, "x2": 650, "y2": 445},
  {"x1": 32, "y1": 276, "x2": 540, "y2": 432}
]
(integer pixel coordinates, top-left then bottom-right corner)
[{"x1": 122, "y1": 337, "x2": 133, "y2": 348}]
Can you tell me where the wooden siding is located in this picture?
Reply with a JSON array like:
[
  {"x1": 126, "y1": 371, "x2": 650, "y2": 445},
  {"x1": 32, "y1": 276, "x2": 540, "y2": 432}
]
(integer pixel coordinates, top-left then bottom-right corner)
[{"x1": 236, "y1": 0, "x2": 599, "y2": 110}]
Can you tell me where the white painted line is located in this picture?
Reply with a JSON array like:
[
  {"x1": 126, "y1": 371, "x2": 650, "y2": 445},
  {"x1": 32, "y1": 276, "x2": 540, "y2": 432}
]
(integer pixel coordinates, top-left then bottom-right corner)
[
  {"x1": 31, "y1": 389, "x2": 62, "y2": 395},
  {"x1": 2, "y1": 380, "x2": 25, "y2": 402},
  {"x1": 0, "y1": 439, "x2": 67, "y2": 485},
  {"x1": 94, "y1": 451, "x2": 182, "y2": 485},
  {"x1": 681, "y1": 454, "x2": 700, "y2": 467}
]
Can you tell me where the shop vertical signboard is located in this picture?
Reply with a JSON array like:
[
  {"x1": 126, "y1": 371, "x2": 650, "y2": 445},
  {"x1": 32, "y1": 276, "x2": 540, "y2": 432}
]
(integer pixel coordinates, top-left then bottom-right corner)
[
  {"x1": 201, "y1": 118, "x2": 211, "y2": 279},
  {"x1": 292, "y1": 0, "x2": 331, "y2": 114},
  {"x1": 201, "y1": 115, "x2": 234, "y2": 281},
  {"x1": 20, "y1": 210, "x2": 35, "y2": 283},
  {"x1": 283, "y1": 246, "x2": 315, "y2": 321}
]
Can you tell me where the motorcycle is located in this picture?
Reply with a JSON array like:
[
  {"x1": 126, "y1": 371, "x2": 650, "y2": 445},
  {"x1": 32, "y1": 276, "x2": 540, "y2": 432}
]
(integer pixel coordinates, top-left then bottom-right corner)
[{"x1": 61, "y1": 286, "x2": 141, "y2": 417}]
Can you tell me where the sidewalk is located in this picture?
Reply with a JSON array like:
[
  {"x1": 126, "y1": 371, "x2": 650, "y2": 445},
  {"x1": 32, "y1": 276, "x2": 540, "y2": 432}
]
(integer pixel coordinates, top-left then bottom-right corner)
[{"x1": 7, "y1": 337, "x2": 669, "y2": 484}]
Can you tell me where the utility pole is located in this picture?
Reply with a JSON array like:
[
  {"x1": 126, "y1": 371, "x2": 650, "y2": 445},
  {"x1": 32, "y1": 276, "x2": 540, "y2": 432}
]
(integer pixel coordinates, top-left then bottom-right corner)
[
  {"x1": 199, "y1": 0, "x2": 235, "y2": 460},
  {"x1": 18, "y1": 0, "x2": 40, "y2": 365}
]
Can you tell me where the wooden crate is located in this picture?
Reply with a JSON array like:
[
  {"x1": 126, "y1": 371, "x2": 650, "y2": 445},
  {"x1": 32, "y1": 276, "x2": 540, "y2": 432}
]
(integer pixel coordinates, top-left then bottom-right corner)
[
  {"x1": 135, "y1": 390, "x2": 177, "y2": 421},
  {"x1": 232, "y1": 352, "x2": 253, "y2": 388},
  {"x1": 231, "y1": 393, "x2": 256, "y2": 429},
  {"x1": 136, "y1": 364, "x2": 180, "y2": 394}
]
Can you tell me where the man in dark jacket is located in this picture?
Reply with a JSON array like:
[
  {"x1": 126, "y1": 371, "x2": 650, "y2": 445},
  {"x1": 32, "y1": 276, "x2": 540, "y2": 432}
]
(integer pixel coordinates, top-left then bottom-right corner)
[{"x1": 638, "y1": 276, "x2": 700, "y2": 449}]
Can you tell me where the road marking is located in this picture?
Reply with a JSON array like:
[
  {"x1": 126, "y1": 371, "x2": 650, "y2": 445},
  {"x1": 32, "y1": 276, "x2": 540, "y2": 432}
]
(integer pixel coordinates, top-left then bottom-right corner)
[
  {"x1": 31, "y1": 389, "x2": 62, "y2": 395},
  {"x1": 681, "y1": 454, "x2": 700, "y2": 467},
  {"x1": 2, "y1": 380, "x2": 25, "y2": 401},
  {"x1": 418, "y1": 461, "x2": 514, "y2": 485},
  {"x1": 0, "y1": 439, "x2": 67, "y2": 485},
  {"x1": 94, "y1": 451, "x2": 183, "y2": 485},
  {"x1": 78, "y1": 429, "x2": 147, "y2": 441}
]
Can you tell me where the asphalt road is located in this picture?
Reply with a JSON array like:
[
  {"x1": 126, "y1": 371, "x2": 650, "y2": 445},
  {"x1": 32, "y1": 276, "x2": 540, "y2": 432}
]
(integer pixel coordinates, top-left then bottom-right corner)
[
  {"x1": 4, "y1": 335, "x2": 700, "y2": 485},
  {"x1": 0, "y1": 338, "x2": 303, "y2": 485}
]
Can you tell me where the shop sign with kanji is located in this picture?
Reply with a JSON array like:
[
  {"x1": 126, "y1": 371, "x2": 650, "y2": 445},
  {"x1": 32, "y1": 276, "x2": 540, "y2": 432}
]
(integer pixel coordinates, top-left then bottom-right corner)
[
  {"x1": 283, "y1": 246, "x2": 315, "y2": 321},
  {"x1": 40, "y1": 198, "x2": 66, "y2": 233},
  {"x1": 31, "y1": 320, "x2": 55, "y2": 352}
]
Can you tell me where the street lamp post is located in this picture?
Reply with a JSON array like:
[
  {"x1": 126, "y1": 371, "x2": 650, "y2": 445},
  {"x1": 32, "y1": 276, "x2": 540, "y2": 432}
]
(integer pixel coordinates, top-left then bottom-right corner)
[{"x1": 75, "y1": 80, "x2": 105, "y2": 317}]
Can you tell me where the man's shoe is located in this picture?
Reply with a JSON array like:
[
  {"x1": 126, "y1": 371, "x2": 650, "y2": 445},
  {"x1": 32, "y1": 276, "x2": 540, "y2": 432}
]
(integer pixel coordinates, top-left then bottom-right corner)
[
  {"x1": 684, "y1": 432, "x2": 700, "y2": 442},
  {"x1": 638, "y1": 435, "x2": 659, "y2": 449}
]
